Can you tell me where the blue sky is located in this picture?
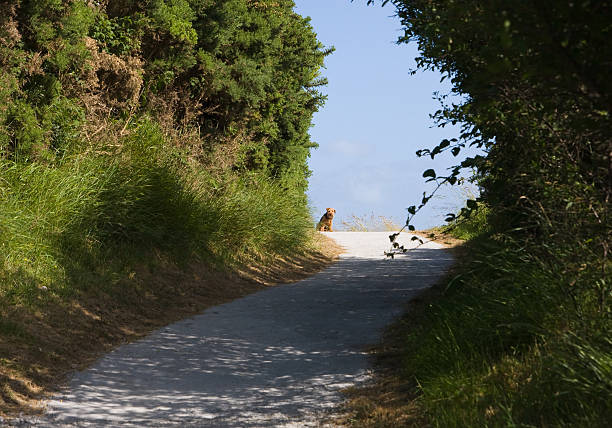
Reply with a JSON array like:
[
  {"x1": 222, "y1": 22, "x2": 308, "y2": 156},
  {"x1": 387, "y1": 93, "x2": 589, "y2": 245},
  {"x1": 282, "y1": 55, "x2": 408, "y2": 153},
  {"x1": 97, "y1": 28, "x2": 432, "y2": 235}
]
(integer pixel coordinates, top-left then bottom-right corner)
[{"x1": 293, "y1": 0, "x2": 476, "y2": 230}]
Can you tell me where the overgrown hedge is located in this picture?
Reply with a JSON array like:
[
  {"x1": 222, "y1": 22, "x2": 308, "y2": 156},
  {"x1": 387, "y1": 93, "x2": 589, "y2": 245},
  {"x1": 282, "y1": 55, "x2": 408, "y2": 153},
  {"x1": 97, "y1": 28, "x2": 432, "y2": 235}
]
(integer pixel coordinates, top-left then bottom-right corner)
[{"x1": 362, "y1": 0, "x2": 610, "y2": 425}]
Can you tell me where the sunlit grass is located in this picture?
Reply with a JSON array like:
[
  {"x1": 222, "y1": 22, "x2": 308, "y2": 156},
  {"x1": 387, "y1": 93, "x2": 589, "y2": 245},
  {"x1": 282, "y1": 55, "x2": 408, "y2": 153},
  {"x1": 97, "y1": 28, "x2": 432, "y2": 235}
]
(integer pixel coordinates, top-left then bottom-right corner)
[{"x1": 0, "y1": 120, "x2": 312, "y2": 307}]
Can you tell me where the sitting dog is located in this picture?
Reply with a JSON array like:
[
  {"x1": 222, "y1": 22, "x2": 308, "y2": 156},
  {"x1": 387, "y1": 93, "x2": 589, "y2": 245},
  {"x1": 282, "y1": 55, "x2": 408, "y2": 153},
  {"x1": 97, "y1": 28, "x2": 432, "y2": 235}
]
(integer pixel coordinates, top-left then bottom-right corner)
[{"x1": 317, "y1": 208, "x2": 336, "y2": 231}]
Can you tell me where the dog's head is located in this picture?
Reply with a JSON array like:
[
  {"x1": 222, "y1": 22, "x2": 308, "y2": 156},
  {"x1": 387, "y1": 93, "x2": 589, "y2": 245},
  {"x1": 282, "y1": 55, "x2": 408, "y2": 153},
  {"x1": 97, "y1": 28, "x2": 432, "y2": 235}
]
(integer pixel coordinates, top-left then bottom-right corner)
[{"x1": 325, "y1": 208, "x2": 336, "y2": 219}]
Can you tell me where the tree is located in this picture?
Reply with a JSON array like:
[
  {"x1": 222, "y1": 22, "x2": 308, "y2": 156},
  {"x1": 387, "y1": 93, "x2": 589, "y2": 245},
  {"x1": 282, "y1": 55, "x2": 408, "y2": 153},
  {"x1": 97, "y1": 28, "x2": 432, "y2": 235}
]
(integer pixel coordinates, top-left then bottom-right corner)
[
  {"x1": 363, "y1": 0, "x2": 610, "y2": 249},
  {"x1": 1, "y1": 0, "x2": 331, "y2": 196}
]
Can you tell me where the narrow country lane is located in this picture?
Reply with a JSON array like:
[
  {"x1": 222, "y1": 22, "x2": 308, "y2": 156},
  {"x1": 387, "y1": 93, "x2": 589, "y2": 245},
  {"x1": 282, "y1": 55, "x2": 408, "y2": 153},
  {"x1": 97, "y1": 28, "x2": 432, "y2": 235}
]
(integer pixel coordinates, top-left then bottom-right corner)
[{"x1": 19, "y1": 232, "x2": 453, "y2": 427}]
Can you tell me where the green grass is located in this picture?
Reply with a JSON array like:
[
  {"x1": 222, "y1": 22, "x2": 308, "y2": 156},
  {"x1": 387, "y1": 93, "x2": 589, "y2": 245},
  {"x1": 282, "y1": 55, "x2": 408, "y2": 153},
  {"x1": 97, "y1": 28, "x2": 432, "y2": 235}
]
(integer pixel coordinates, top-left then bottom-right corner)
[
  {"x1": 0, "y1": 117, "x2": 328, "y2": 417},
  {"x1": 395, "y1": 234, "x2": 611, "y2": 427},
  {"x1": 377, "y1": 199, "x2": 612, "y2": 427},
  {"x1": 0, "y1": 118, "x2": 313, "y2": 307},
  {"x1": 442, "y1": 202, "x2": 491, "y2": 241}
]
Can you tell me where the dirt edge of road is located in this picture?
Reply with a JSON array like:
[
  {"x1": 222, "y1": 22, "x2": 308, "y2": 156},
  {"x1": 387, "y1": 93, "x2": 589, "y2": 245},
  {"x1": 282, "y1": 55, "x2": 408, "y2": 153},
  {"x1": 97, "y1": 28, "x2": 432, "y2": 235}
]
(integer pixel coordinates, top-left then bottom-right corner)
[
  {"x1": 333, "y1": 230, "x2": 464, "y2": 427},
  {"x1": 0, "y1": 234, "x2": 343, "y2": 420}
]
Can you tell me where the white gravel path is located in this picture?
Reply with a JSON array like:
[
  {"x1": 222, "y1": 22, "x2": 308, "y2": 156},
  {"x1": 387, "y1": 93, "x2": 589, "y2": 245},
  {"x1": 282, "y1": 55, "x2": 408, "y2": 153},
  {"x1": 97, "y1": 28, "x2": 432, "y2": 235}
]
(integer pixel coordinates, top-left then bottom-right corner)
[{"x1": 14, "y1": 232, "x2": 453, "y2": 427}]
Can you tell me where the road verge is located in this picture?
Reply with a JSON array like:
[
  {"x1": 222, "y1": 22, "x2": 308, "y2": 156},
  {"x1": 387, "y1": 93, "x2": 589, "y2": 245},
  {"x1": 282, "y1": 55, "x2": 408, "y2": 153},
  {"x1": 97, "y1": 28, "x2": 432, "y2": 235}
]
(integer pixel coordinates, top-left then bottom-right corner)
[{"x1": 0, "y1": 234, "x2": 343, "y2": 420}]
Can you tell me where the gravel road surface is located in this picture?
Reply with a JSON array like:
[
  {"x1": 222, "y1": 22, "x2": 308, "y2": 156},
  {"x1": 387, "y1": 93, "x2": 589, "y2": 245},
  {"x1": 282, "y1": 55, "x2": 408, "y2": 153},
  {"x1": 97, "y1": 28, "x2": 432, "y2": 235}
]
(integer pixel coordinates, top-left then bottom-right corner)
[{"x1": 16, "y1": 232, "x2": 453, "y2": 427}]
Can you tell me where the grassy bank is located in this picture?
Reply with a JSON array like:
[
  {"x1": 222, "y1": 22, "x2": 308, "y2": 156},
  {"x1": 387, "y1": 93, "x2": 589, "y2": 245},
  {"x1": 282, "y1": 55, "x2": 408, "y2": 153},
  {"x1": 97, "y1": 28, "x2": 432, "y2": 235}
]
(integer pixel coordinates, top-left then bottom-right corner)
[
  {"x1": 0, "y1": 119, "x2": 341, "y2": 417},
  {"x1": 1, "y1": 119, "x2": 312, "y2": 301},
  {"x1": 404, "y1": 237, "x2": 610, "y2": 427},
  {"x1": 341, "y1": 217, "x2": 610, "y2": 427}
]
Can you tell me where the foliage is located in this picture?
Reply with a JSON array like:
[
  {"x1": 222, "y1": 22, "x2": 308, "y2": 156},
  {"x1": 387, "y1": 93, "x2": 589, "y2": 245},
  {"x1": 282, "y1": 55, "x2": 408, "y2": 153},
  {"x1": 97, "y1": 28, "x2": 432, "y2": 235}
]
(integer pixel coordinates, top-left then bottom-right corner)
[
  {"x1": 360, "y1": 0, "x2": 610, "y2": 425},
  {"x1": 0, "y1": 118, "x2": 313, "y2": 306},
  {"x1": 0, "y1": 0, "x2": 328, "y2": 377},
  {"x1": 0, "y1": 0, "x2": 331, "y2": 193},
  {"x1": 374, "y1": 0, "x2": 610, "y2": 250}
]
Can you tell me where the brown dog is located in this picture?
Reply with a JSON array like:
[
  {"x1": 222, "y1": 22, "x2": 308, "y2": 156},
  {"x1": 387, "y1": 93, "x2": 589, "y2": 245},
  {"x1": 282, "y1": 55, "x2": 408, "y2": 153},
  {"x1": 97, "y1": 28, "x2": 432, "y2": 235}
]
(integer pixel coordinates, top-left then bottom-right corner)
[{"x1": 317, "y1": 208, "x2": 336, "y2": 231}]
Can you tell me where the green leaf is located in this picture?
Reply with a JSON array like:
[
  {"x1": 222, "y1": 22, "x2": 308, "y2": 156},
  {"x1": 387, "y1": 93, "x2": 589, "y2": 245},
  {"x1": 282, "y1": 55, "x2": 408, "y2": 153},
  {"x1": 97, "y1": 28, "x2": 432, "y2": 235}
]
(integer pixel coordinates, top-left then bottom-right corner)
[{"x1": 423, "y1": 169, "x2": 436, "y2": 179}]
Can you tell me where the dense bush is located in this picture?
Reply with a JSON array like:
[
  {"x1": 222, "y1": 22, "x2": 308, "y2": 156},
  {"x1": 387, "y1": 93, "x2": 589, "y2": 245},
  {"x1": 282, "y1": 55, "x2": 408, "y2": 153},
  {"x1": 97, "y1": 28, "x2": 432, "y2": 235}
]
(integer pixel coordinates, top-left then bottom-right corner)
[{"x1": 1, "y1": 0, "x2": 330, "y2": 191}]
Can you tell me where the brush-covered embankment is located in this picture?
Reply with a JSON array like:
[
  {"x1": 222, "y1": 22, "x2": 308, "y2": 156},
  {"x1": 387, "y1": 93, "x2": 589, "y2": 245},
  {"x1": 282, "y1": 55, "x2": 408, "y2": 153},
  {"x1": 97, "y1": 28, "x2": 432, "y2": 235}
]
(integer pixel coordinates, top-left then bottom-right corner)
[{"x1": 0, "y1": 0, "x2": 335, "y2": 417}]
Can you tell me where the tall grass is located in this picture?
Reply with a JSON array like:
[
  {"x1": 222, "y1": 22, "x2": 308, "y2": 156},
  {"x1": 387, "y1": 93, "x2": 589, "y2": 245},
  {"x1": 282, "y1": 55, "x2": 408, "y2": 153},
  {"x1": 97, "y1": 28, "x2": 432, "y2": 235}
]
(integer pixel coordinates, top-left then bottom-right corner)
[
  {"x1": 0, "y1": 119, "x2": 312, "y2": 306},
  {"x1": 395, "y1": 213, "x2": 611, "y2": 426}
]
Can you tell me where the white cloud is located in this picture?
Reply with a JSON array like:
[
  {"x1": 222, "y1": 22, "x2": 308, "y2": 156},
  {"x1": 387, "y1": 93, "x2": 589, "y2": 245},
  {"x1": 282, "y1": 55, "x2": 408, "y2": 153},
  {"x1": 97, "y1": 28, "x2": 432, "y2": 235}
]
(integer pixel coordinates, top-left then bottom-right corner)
[{"x1": 325, "y1": 140, "x2": 369, "y2": 157}]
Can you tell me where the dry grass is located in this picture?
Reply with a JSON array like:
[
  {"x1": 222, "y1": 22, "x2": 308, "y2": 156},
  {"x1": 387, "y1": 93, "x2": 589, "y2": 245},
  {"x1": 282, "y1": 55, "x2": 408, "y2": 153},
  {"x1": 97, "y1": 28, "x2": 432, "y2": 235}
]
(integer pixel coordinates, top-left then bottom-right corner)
[
  {"x1": 340, "y1": 214, "x2": 401, "y2": 232},
  {"x1": 0, "y1": 234, "x2": 343, "y2": 419}
]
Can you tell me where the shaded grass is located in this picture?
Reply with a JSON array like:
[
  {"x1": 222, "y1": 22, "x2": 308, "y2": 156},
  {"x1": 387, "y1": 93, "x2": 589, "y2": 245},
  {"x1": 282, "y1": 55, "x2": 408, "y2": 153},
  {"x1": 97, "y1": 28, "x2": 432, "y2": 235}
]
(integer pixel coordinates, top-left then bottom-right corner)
[{"x1": 408, "y1": 241, "x2": 611, "y2": 427}]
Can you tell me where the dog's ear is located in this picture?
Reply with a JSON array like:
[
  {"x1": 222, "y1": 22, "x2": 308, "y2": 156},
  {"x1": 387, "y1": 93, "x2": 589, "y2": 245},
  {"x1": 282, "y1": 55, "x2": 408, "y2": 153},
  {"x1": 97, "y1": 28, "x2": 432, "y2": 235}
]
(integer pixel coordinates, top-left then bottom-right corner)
[{"x1": 331, "y1": 208, "x2": 336, "y2": 214}]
